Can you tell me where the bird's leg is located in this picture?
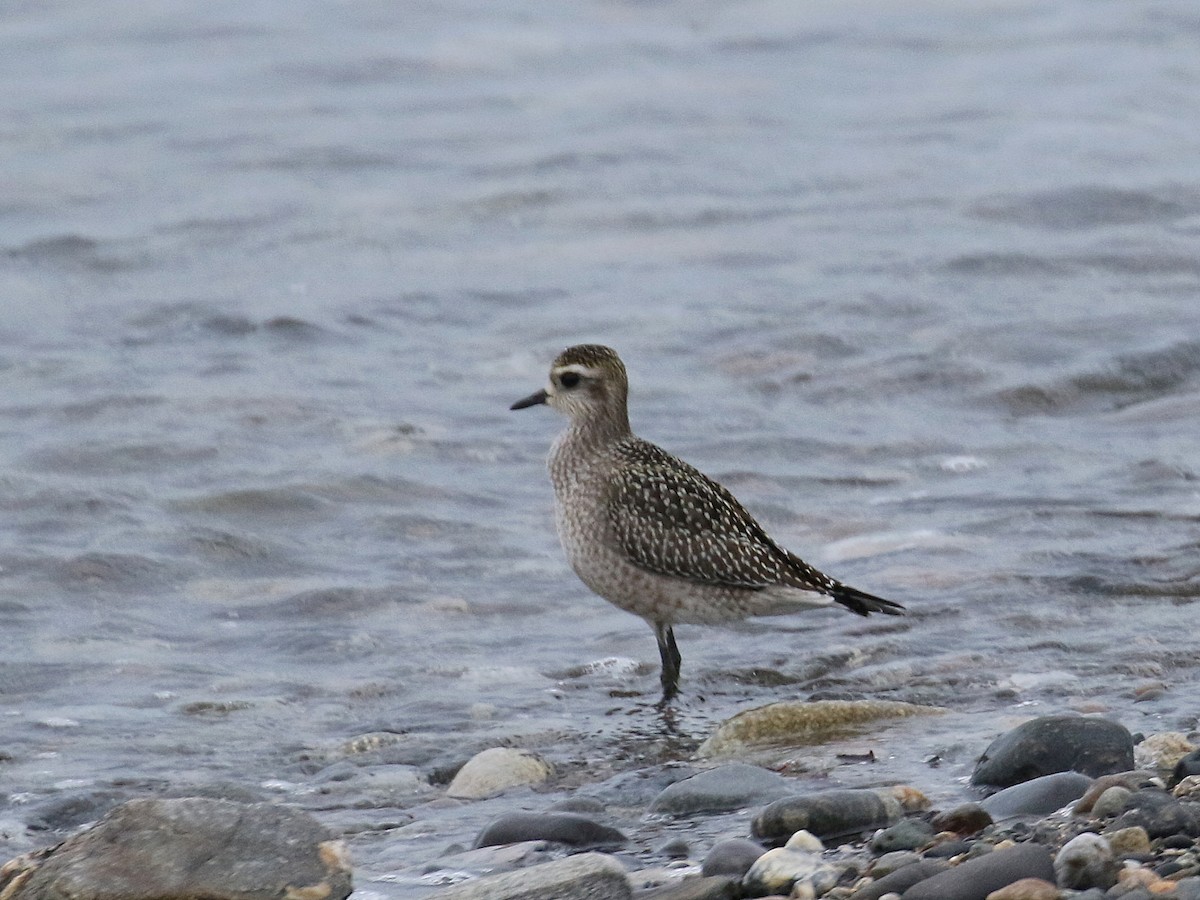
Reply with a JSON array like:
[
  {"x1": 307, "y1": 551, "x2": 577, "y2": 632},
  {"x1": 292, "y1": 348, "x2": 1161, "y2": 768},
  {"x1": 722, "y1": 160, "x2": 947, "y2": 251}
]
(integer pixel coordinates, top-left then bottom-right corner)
[{"x1": 654, "y1": 621, "x2": 682, "y2": 702}]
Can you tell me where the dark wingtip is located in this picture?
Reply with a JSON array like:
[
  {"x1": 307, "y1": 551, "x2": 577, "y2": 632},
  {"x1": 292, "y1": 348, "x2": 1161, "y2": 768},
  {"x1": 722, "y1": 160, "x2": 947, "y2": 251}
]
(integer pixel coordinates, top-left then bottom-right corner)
[{"x1": 833, "y1": 585, "x2": 905, "y2": 617}]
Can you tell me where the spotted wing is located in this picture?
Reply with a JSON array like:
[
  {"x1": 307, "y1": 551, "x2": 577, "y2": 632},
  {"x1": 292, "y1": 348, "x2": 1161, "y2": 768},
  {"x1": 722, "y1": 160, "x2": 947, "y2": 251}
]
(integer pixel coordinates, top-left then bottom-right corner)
[{"x1": 606, "y1": 441, "x2": 797, "y2": 589}]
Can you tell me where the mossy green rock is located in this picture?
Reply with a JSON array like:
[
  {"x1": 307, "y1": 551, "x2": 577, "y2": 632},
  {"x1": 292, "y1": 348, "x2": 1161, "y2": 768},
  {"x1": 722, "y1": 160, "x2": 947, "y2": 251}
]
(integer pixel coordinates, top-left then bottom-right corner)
[{"x1": 698, "y1": 700, "x2": 945, "y2": 759}]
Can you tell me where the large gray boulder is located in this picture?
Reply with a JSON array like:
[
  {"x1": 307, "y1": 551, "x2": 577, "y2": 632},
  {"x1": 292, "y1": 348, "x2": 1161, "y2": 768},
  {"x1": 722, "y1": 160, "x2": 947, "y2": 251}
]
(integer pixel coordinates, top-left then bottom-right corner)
[{"x1": 0, "y1": 797, "x2": 351, "y2": 900}]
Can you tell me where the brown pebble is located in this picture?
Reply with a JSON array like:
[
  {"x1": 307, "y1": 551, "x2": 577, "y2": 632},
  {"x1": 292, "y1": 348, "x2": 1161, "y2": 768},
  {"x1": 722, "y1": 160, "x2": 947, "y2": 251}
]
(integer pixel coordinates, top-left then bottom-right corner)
[
  {"x1": 985, "y1": 877, "x2": 1061, "y2": 900},
  {"x1": 931, "y1": 802, "x2": 992, "y2": 836}
]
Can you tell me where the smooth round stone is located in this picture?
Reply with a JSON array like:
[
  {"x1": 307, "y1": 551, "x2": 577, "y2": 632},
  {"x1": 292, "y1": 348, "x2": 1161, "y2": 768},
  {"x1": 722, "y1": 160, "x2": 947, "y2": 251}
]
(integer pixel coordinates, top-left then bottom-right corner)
[
  {"x1": 648, "y1": 764, "x2": 794, "y2": 816},
  {"x1": 577, "y1": 763, "x2": 696, "y2": 807},
  {"x1": 931, "y1": 802, "x2": 992, "y2": 836},
  {"x1": 869, "y1": 851, "x2": 921, "y2": 878},
  {"x1": 785, "y1": 830, "x2": 824, "y2": 852},
  {"x1": 1175, "y1": 750, "x2": 1200, "y2": 785},
  {"x1": 902, "y1": 843, "x2": 1055, "y2": 900},
  {"x1": 1091, "y1": 785, "x2": 1134, "y2": 818},
  {"x1": 847, "y1": 860, "x2": 949, "y2": 900},
  {"x1": 1105, "y1": 825, "x2": 1151, "y2": 856},
  {"x1": 1054, "y1": 832, "x2": 1118, "y2": 890},
  {"x1": 751, "y1": 789, "x2": 902, "y2": 843},
  {"x1": 869, "y1": 818, "x2": 934, "y2": 853},
  {"x1": 971, "y1": 715, "x2": 1134, "y2": 787},
  {"x1": 701, "y1": 838, "x2": 767, "y2": 878},
  {"x1": 980, "y1": 771, "x2": 1094, "y2": 818},
  {"x1": 474, "y1": 812, "x2": 626, "y2": 849},
  {"x1": 446, "y1": 747, "x2": 553, "y2": 800},
  {"x1": 1074, "y1": 771, "x2": 1158, "y2": 813}
]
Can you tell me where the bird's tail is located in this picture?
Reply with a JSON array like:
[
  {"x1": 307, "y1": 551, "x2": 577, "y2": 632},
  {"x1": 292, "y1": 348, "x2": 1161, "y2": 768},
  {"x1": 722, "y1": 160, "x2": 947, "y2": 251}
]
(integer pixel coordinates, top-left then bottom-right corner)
[{"x1": 830, "y1": 582, "x2": 905, "y2": 617}]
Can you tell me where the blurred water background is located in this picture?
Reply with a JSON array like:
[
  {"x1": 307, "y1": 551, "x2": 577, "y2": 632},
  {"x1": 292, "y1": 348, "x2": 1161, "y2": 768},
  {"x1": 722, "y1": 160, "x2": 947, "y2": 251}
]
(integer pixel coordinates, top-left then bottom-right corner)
[{"x1": 2, "y1": 0, "x2": 1199, "y2": 895}]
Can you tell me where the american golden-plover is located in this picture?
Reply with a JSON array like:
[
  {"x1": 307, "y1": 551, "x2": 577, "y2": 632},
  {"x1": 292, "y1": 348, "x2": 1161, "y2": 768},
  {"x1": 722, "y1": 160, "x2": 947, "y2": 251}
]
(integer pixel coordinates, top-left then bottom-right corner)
[{"x1": 512, "y1": 344, "x2": 903, "y2": 700}]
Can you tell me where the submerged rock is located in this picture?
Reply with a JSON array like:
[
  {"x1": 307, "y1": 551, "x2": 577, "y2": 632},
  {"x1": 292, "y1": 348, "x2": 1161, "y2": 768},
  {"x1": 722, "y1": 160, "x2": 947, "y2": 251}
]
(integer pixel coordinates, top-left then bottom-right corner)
[
  {"x1": 751, "y1": 789, "x2": 902, "y2": 843},
  {"x1": 0, "y1": 797, "x2": 351, "y2": 900},
  {"x1": 446, "y1": 747, "x2": 553, "y2": 799},
  {"x1": 698, "y1": 700, "x2": 945, "y2": 759},
  {"x1": 429, "y1": 851, "x2": 630, "y2": 899},
  {"x1": 474, "y1": 812, "x2": 626, "y2": 849},
  {"x1": 972, "y1": 715, "x2": 1134, "y2": 787},
  {"x1": 649, "y1": 764, "x2": 793, "y2": 815}
]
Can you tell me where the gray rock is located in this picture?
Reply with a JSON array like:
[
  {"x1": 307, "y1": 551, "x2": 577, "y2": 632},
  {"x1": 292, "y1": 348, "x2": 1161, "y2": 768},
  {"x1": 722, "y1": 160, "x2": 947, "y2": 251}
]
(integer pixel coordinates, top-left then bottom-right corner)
[
  {"x1": 869, "y1": 817, "x2": 934, "y2": 852},
  {"x1": 429, "y1": 852, "x2": 630, "y2": 899},
  {"x1": 3, "y1": 797, "x2": 351, "y2": 900},
  {"x1": 634, "y1": 875, "x2": 740, "y2": 899},
  {"x1": 577, "y1": 764, "x2": 695, "y2": 807},
  {"x1": 474, "y1": 812, "x2": 626, "y2": 849},
  {"x1": 972, "y1": 715, "x2": 1134, "y2": 787},
  {"x1": 741, "y1": 847, "x2": 841, "y2": 897},
  {"x1": 847, "y1": 859, "x2": 949, "y2": 900},
  {"x1": 1054, "y1": 832, "x2": 1118, "y2": 890},
  {"x1": 751, "y1": 789, "x2": 902, "y2": 843},
  {"x1": 901, "y1": 842, "x2": 1055, "y2": 900},
  {"x1": 1112, "y1": 788, "x2": 1200, "y2": 838},
  {"x1": 980, "y1": 771, "x2": 1094, "y2": 818},
  {"x1": 1092, "y1": 785, "x2": 1135, "y2": 818},
  {"x1": 648, "y1": 764, "x2": 793, "y2": 816},
  {"x1": 700, "y1": 838, "x2": 766, "y2": 878},
  {"x1": 869, "y1": 850, "x2": 922, "y2": 877}
]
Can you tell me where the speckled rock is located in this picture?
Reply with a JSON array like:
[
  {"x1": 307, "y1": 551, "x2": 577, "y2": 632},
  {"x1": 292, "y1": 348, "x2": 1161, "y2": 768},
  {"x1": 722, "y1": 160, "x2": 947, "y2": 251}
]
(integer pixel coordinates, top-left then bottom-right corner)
[
  {"x1": 0, "y1": 797, "x2": 351, "y2": 900},
  {"x1": 474, "y1": 812, "x2": 626, "y2": 849},
  {"x1": 902, "y1": 842, "x2": 1055, "y2": 900},
  {"x1": 1054, "y1": 832, "x2": 1117, "y2": 890},
  {"x1": 1175, "y1": 775, "x2": 1200, "y2": 801},
  {"x1": 446, "y1": 748, "x2": 553, "y2": 799},
  {"x1": 1104, "y1": 826, "x2": 1151, "y2": 856},
  {"x1": 649, "y1": 764, "x2": 794, "y2": 815},
  {"x1": 972, "y1": 716, "x2": 1134, "y2": 787},
  {"x1": 701, "y1": 839, "x2": 767, "y2": 878},
  {"x1": 752, "y1": 789, "x2": 902, "y2": 843},
  {"x1": 1135, "y1": 732, "x2": 1196, "y2": 774},
  {"x1": 984, "y1": 877, "x2": 1060, "y2": 900},
  {"x1": 981, "y1": 772, "x2": 1094, "y2": 818},
  {"x1": 428, "y1": 851, "x2": 630, "y2": 899},
  {"x1": 697, "y1": 700, "x2": 945, "y2": 759}
]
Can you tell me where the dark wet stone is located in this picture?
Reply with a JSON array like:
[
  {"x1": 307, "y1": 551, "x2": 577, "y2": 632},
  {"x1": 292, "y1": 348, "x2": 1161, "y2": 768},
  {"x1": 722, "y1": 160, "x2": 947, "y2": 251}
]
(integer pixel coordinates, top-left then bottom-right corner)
[
  {"x1": 901, "y1": 842, "x2": 1055, "y2": 900},
  {"x1": 847, "y1": 859, "x2": 949, "y2": 900},
  {"x1": 548, "y1": 796, "x2": 606, "y2": 814},
  {"x1": 1174, "y1": 749, "x2": 1200, "y2": 786},
  {"x1": 1054, "y1": 832, "x2": 1118, "y2": 889},
  {"x1": 751, "y1": 789, "x2": 900, "y2": 843},
  {"x1": 648, "y1": 764, "x2": 793, "y2": 816},
  {"x1": 636, "y1": 875, "x2": 740, "y2": 899},
  {"x1": 3, "y1": 797, "x2": 351, "y2": 900},
  {"x1": 923, "y1": 839, "x2": 971, "y2": 858},
  {"x1": 700, "y1": 838, "x2": 766, "y2": 878},
  {"x1": 981, "y1": 771, "x2": 1094, "y2": 818},
  {"x1": 429, "y1": 851, "x2": 630, "y2": 899},
  {"x1": 972, "y1": 715, "x2": 1134, "y2": 787},
  {"x1": 1112, "y1": 788, "x2": 1200, "y2": 838},
  {"x1": 869, "y1": 817, "x2": 934, "y2": 852},
  {"x1": 931, "y1": 802, "x2": 992, "y2": 836},
  {"x1": 474, "y1": 812, "x2": 627, "y2": 849}
]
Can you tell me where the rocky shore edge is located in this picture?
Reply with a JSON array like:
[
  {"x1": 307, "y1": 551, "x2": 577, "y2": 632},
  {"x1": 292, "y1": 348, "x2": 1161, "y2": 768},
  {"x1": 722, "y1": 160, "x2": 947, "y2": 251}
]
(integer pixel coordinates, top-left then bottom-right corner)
[{"x1": 5, "y1": 706, "x2": 1200, "y2": 900}]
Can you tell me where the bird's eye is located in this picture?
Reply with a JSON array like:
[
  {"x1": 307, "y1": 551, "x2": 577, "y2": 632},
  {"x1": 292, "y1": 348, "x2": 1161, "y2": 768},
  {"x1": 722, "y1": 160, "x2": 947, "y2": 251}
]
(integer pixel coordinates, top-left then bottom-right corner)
[{"x1": 559, "y1": 372, "x2": 581, "y2": 388}]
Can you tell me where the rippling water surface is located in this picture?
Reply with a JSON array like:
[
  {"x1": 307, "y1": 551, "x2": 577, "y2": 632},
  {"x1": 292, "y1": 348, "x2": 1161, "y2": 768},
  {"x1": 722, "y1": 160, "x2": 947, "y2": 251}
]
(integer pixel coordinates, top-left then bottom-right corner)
[{"x1": 2, "y1": 0, "x2": 1200, "y2": 894}]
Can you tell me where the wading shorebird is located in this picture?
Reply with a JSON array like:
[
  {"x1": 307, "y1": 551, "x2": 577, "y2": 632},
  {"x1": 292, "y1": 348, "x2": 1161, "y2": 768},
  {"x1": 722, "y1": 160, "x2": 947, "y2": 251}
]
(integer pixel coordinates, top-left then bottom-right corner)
[{"x1": 511, "y1": 344, "x2": 903, "y2": 701}]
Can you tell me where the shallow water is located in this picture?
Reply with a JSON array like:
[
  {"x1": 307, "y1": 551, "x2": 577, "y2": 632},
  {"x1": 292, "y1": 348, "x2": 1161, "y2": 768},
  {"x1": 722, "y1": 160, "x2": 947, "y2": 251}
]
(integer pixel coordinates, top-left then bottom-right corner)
[{"x1": 2, "y1": 0, "x2": 1200, "y2": 894}]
